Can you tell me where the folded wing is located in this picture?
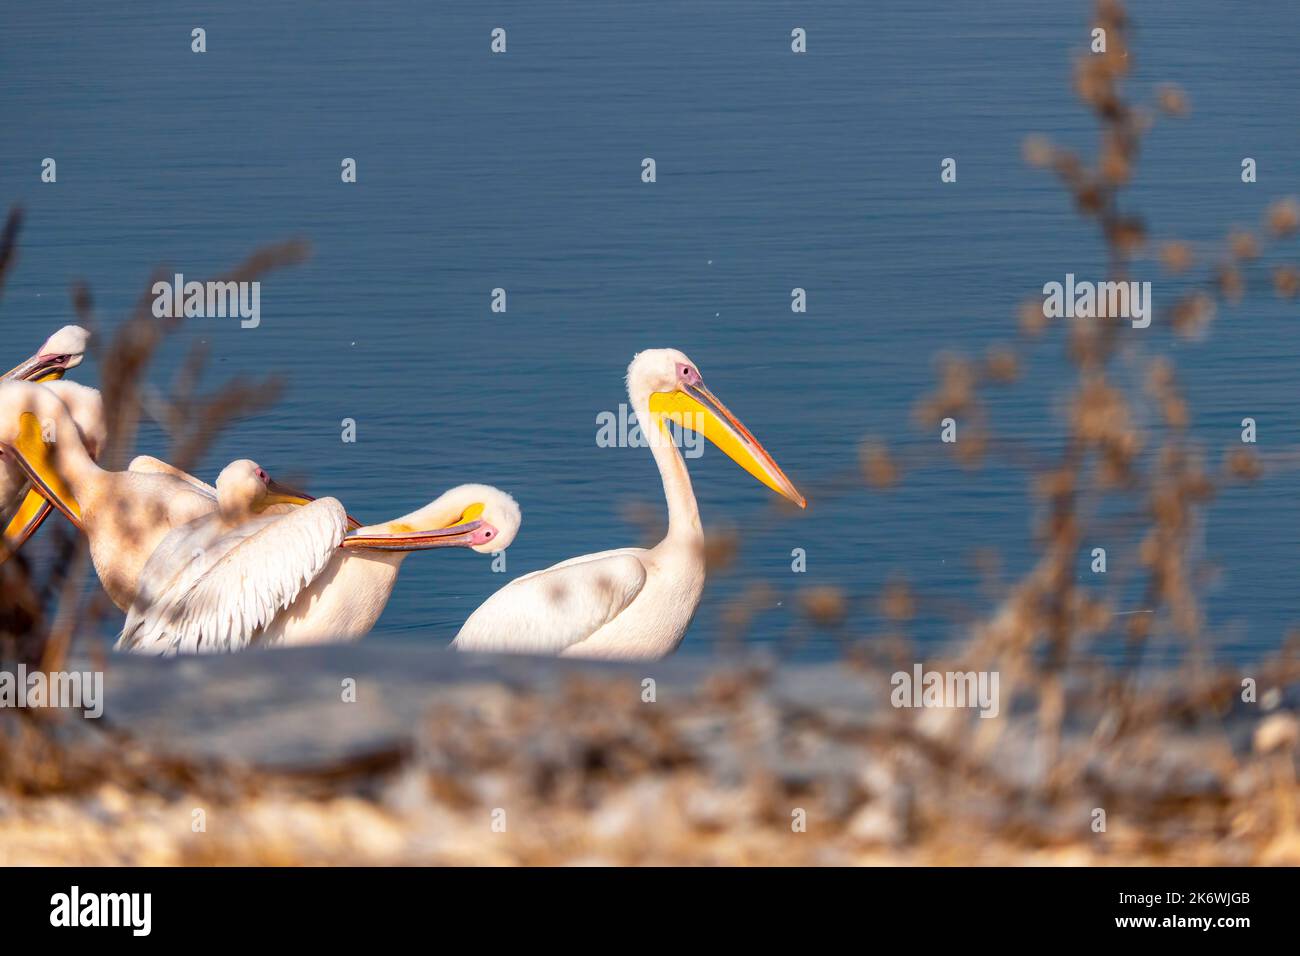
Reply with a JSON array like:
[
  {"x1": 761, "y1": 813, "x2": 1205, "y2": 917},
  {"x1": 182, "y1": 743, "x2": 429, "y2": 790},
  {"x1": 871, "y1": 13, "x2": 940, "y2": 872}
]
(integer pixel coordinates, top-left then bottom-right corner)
[
  {"x1": 128, "y1": 455, "x2": 218, "y2": 499},
  {"x1": 453, "y1": 549, "x2": 647, "y2": 655}
]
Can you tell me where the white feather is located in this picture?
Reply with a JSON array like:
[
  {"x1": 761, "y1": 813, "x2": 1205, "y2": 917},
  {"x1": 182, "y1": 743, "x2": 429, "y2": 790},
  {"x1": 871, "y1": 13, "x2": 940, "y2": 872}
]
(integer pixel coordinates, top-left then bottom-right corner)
[
  {"x1": 117, "y1": 497, "x2": 348, "y2": 655},
  {"x1": 453, "y1": 548, "x2": 647, "y2": 655},
  {"x1": 127, "y1": 455, "x2": 217, "y2": 499}
]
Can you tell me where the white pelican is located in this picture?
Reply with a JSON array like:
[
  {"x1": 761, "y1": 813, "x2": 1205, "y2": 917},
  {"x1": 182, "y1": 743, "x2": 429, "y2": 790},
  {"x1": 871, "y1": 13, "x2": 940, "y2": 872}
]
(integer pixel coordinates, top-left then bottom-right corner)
[
  {"x1": 3, "y1": 325, "x2": 90, "y2": 383},
  {"x1": 117, "y1": 461, "x2": 519, "y2": 654},
  {"x1": 453, "y1": 348, "x2": 805, "y2": 660},
  {"x1": 0, "y1": 380, "x2": 281, "y2": 607},
  {"x1": 1, "y1": 325, "x2": 95, "y2": 552}
]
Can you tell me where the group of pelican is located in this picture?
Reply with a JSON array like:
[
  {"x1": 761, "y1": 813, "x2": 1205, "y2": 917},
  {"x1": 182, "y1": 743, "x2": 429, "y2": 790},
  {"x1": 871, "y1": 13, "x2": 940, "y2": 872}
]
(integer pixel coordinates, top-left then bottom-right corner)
[{"x1": 1, "y1": 332, "x2": 804, "y2": 660}]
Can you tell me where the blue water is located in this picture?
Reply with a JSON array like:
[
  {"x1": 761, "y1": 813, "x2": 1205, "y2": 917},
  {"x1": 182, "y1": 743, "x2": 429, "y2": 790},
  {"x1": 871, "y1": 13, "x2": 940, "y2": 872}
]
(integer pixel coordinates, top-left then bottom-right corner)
[{"x1": 3, "y1": 1, "x2": 1298, "y2": 661}]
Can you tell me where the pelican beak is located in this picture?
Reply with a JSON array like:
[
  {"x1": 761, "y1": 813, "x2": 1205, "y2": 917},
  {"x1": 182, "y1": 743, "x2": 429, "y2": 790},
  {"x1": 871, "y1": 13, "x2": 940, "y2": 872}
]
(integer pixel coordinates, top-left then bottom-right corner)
[
  {"x1": 262, "y1": 478, "x2": 363, "y2": 530},
  {"x1": 648, "y1": 380, "x2": 807, "y2": 508},
  {"x1": 0, "y1": 413, "x2": 83, "y2": 528},
  {"x1": 263, "y1": 478, "x2": 317, "y2": 510},
  {"x1": 3, "y1": 352, "x2": 70, "y2": 384},
  {"x1": 341, "y1": 503, "x2": 494, "y2": 551},
  {"x1": 1, "y1": 489, "x2": 54, "y2": 562}
]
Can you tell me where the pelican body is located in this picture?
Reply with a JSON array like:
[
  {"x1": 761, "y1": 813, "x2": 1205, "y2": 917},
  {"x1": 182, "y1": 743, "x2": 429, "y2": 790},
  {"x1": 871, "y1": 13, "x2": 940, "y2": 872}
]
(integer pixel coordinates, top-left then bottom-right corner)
[
  {"x1": 117, "y1": 464, "x2": 519, "y2": 654},
  {"x1": 454, "y1": 348, "x2": 804, "y2": 660}
]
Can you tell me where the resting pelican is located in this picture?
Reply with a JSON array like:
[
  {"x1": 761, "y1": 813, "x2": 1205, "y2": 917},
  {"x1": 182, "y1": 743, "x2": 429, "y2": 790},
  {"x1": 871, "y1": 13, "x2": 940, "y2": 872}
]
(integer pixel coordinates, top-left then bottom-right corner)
[
  {"x1": 3, "y1": 325, "x2": 90, "y2": 383},
  {"x1": 0, "y1": 380, "x2": 278, "y2": 607},
  {"x1": 453, "y1": 348, "x2": 804, "y2": 660},
  {"x1": 117, "y1": 461, "x2": 519, "y2": 654}
]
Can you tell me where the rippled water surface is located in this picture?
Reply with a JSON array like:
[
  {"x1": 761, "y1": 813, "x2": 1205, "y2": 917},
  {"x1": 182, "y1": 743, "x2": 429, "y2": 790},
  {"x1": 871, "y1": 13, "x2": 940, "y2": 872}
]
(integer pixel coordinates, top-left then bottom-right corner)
[{"x1": 3, "y1": 2, "x2": 1298, "y2": 660}]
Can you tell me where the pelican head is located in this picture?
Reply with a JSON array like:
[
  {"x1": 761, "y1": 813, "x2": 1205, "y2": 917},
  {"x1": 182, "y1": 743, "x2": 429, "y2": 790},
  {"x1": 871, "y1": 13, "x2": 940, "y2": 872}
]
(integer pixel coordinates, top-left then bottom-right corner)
[
  {"x1": 4, "y1": 326, "x2": 91, "y2": 383},
  {"x1": 343, "y1": 483, "x2": 520, "y2": 553},
  {"x1": 215, "y1": 459, "x2": 319, "y2": 522},
  {"x1": 628, "y1": 348, "x2": 806, "y2": 508}
]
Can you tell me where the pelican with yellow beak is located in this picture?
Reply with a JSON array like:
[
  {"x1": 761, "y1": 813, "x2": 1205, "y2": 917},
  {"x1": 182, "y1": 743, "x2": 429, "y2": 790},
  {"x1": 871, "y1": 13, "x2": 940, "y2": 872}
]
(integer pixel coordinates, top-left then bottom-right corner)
[
  {"x1": 453, "y1": 348, "x2": 805, "y2": 660},
  {"x1": 0, "y1": 380, "x2": 310, "y2": 608},
  {"x1": 1, "y1": 326, "x2": 93, "y2": 553}
]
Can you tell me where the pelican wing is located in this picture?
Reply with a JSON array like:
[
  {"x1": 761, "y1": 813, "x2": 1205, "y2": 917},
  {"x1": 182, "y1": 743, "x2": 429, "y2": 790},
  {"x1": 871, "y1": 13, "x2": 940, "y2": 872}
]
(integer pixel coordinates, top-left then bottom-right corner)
[
  {"x1": 117, "y1": 497, "x2": 348, "y2": 655},
  {"x1": 128, "y1": 455, "x2": 217, "y2": 498},
  {"x1": 453, "y1": 548, "x2": 647, "y2": 655}
]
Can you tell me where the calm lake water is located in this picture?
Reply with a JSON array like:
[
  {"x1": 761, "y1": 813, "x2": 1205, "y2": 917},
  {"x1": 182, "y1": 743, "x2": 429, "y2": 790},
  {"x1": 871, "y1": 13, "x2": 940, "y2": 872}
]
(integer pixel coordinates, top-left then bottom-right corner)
[{"x1": 3, "y1": 2, "x2": 1298, "y2": 662}]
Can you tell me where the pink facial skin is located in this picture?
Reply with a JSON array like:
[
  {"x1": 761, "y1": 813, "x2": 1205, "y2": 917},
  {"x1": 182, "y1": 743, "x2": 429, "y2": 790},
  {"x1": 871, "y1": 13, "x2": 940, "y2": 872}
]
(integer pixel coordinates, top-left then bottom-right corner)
[{"x1": 469, "y1": 523, "x2": 500, "y2": 547}]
